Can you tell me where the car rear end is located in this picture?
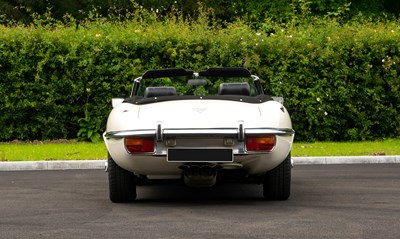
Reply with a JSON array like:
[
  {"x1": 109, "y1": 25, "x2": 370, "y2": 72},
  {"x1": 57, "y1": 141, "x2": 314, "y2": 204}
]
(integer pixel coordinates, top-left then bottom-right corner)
[
  {"x1": 104, "y1": 67, "x2": 295, "y2": 202},
  {"x1": 104, "y1": 99, "x2": 294, "y2": 185}
]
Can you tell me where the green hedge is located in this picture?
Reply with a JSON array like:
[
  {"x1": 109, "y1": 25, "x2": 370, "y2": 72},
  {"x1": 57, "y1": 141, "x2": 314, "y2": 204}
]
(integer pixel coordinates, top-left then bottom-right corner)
[
  {"x1": 1, "y1": 19, "x2": 399, "y2": 141},
  {"x1": 1, "y1": 0, "x2": 399, "y2": 25}
]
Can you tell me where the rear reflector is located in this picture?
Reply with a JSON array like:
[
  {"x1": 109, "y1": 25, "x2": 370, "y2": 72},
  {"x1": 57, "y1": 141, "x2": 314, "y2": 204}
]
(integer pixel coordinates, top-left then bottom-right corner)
[
  {"x1": 125, "y1": 137, "x2": 154, "y2": 154},
  {"x1": 245, "y1": 135, "x2": 275, "y2": 151}
]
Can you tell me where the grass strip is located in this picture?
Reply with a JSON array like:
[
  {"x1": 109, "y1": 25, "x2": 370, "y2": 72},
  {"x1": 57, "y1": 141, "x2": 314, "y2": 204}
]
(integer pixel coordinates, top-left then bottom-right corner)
[
  {"x1": 0, "y1": 139, "x2": 399, "y2": 161},
  {"x1": 0, "y1": 142, "x2": 107, "y2": 161},
  {"x1": 292, "y1": 139, "x2": 400, "y2": 157}
]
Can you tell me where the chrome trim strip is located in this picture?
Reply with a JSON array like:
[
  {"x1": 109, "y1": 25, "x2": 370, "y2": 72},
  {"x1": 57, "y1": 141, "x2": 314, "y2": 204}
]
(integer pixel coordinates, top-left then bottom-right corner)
[
  {"x1": 104, "y1": 129, "x2": 156, "y2": 138},
  {"x1": 245, "y1": 128, "x2": 295, "y2": 136},
  {"x1": 105, "y1": 127, "x2": 295, "y2": 139},
  {"x1": 163, "y1": 128, "x2": 238, "y2": 136}
]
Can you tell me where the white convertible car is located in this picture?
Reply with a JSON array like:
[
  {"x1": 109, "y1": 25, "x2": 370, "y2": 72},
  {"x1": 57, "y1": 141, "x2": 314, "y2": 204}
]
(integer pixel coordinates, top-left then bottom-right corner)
[{"x1": 104, "y1": 67, "x2": 295, "y2": 202}]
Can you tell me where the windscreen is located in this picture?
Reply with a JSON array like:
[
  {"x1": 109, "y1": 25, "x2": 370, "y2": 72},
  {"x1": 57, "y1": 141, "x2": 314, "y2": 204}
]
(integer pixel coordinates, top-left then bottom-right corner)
[{"x1": 137, "y1": 76, "x2": 259, "y2": 97}]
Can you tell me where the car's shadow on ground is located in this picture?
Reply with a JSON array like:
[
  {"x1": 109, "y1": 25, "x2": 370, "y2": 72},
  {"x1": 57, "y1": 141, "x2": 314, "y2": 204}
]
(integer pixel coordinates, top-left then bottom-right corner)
[{"x1": 132, "y1": 183, "x2": 270, "y2": 204}]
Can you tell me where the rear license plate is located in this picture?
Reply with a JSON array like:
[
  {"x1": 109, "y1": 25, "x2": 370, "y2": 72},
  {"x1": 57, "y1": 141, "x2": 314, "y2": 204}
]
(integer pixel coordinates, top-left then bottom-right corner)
[{"x1": 167, "y1": 148, "x2": 233, "y2": 162}]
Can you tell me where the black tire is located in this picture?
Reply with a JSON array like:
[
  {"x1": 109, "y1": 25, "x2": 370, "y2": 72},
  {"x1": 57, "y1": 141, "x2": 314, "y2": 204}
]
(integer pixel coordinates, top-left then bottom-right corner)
[
  {"x1": 108, "y1": 153, "x2": 137, "y2": 202},
  {"x1": 263, "y1": 153, "x2": 291, "y2": 200}
]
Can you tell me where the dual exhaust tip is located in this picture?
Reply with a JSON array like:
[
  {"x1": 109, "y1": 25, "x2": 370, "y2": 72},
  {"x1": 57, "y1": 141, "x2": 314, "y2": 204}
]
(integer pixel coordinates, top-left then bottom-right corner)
[{"x1": 179, "y1": 163, "x2": 243, "y2": 187}]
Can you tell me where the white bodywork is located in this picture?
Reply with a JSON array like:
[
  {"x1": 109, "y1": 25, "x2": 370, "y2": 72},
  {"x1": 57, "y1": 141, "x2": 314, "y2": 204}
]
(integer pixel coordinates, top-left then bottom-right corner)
[{"x1": 104, "y1": 99, "x2": 294, "y2": 179}]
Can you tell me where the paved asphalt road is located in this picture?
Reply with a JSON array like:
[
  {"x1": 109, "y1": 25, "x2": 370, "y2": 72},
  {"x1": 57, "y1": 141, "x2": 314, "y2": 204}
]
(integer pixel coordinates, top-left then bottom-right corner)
[{"x1": 1, "y1": 164, "x2": 399, "y2": 239}]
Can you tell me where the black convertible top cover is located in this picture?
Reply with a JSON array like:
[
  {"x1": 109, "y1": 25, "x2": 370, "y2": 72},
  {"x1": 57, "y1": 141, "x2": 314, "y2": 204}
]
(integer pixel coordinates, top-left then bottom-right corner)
[{"x1": 123, "y1": 94, "x2": 273, "y2": 105}]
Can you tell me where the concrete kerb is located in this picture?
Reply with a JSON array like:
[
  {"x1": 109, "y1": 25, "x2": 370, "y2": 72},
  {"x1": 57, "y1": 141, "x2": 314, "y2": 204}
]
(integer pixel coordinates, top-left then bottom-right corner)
[
  {"x1": 0, "y1": 160, "x2": 106, "y2": 171},
  {"x1": 0, "y1": 156, "x2": 399, "y2": 171},
  {"x1": 294, "y1": 155, "x2": 400, "y2": 165}
]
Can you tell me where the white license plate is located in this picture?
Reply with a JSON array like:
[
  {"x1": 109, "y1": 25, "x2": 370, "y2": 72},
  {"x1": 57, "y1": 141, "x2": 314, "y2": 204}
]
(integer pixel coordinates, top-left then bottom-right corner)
[{"x1": 167, "y1": 148, "x2": 233, "y2": 162}]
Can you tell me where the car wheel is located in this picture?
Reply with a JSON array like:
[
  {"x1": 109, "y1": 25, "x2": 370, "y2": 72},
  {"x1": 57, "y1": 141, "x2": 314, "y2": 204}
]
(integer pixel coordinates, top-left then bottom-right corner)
[
  {"x1": 263, "y1": 153, "x2": 291, "y2": 200},
  {"x1": 108, "y1": 153, "x2": 137, "y2": 202}
]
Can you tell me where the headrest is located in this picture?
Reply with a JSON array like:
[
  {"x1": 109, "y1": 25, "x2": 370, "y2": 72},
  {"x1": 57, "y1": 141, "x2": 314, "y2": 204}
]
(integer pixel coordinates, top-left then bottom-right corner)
[
  {"x1": 218, "y1": 83, "x2": 251, "y2": 96},
  {"x1": 144, "y1": 87, "x2": 177, "y2": 98}
]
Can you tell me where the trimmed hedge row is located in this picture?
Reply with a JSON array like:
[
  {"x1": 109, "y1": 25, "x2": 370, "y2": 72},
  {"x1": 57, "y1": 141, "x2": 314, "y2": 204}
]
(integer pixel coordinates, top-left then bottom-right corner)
[
  {"x1": 0, "y1": 19, "x2": 399, "y2": 141},
  {"x1": 2, "y1": 0, "x2": 399, "y2": 25}
]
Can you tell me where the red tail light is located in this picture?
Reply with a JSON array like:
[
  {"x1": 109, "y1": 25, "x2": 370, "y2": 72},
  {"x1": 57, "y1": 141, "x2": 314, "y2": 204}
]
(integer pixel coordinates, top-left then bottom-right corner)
[
  {"x1": 125, "y1": 137, "x2": 154, "y2": 154},
  {"x1": 246, "y1": 135, "x2": 276, "y2": 151}
]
